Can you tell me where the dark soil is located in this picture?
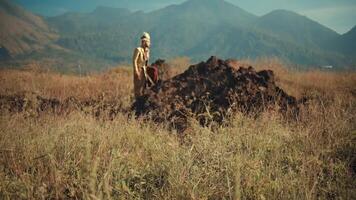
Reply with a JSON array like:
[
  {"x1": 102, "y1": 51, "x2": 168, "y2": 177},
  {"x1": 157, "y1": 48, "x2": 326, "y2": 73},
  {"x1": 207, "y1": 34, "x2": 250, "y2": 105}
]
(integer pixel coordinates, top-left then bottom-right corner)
[
  {"x1": 0, "y1": 94, "x2": 124, "y2": 119},
  {"x1": 132, "y1": 56, "x2": 300, "y2": 132},
  {"x1": 1, "y1": 56, "x2": 301, "y2": 133}
]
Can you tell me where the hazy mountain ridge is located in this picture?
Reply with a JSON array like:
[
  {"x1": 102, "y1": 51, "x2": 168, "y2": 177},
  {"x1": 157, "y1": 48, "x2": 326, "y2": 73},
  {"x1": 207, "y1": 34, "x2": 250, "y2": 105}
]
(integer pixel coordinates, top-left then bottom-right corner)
[
  {"x1": 0, "y1": 0, "x2": 58, "y2": 58},
  {"x1": 1, "y1": 0, "x2": 355, "y2": 70},
  {"x1": 254, "y1": 9, "x2": 339, "y2": 48},
  {"x1": 331, "y1": 26, "x2": 356, "y2": 55}
]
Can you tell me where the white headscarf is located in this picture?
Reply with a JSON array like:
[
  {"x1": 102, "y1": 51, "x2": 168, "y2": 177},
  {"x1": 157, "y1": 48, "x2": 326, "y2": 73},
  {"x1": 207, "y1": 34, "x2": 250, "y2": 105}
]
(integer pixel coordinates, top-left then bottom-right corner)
[{"x1": 141, "y1": 32, "x2": 151, "y2": 42}]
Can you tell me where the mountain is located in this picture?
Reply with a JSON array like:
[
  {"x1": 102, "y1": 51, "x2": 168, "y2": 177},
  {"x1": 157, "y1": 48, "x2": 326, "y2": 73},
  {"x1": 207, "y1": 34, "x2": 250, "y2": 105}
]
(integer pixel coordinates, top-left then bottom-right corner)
[
  {"x1": 1, "y1": 0, "x2": 355, "y2": 70},
  {"x1": 148, "y1": 0, "x2": 257, "y2": 26},
  {"x1": 144, "y1": 0, "x2": 257, "y2": 58},
  {"x1": 333, "y1": 26, "x2": 356, "y2": 55},
  {"x1": 0, "y1": 0, "x2": 58, "y2": 58},
  {"x1": 323, "y1": 25, "x2": 356, "y2": 65},
  {"x1": 47, "y1": 7, "x2": 142, "y2": 61},
  {"x1": 47, "y1": 0, "x2": 258, "y2": 61},
  {"x1": 13, "y1": 0, "x2": 187, "y2": 16},
  {"x1": 47, "y1": 0, "x2": 349, "y2": 67},
  {"x1": 184, "y1": 24, "x2": 346, "y2": 66},
  {"x1": 48, "y1": 6, "x2": 132, "y2": 35},
  {"x1": 254, "y1": 10, "x2": 339, "y2": 48}
]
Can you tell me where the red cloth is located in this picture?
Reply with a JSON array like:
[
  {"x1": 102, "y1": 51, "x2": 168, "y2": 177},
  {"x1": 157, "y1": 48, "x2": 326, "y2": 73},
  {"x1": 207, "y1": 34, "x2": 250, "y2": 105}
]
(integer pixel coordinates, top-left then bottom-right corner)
[{"x1": 147, "y1": 66, "x2": 159, "y2": 83}]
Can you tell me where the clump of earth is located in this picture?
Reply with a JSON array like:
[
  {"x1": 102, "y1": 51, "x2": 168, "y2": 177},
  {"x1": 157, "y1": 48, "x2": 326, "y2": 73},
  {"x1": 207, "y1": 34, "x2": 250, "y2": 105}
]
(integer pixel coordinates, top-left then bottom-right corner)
[
  {"x1": 0, "y1": 56, "x2": 301, "y2": 132},
  {"x1": 133, "y1": 56, "x2": 300, "y2": 132}
]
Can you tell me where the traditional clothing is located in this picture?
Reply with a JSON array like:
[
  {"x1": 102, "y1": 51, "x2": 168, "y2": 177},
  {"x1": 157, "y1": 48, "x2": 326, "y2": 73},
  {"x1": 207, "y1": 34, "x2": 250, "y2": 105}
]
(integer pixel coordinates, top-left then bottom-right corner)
[{"x1": 132, "y1": 32, "x2": 150, "y2": 98}]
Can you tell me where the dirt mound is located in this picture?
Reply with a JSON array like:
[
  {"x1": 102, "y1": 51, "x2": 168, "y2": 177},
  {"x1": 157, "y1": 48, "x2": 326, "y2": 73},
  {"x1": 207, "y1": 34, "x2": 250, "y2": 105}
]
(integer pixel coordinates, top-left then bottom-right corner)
[{"x1": 132, "y1": 56, "x2": 299, "y2": 132}]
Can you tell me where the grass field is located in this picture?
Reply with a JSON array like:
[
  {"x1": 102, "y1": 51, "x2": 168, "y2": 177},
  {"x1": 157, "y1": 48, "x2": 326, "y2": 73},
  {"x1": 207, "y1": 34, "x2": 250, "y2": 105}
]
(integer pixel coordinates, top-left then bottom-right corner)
[{"x1": 0, "y1": 58, "x2": 355, "y2": 199}]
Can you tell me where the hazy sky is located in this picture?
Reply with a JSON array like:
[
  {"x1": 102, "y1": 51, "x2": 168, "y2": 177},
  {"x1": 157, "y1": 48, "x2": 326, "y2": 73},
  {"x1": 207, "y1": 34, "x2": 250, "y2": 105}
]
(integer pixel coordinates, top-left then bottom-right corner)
[{"x1": 14, "y1": 0, "x2": 356, "y2": 34}]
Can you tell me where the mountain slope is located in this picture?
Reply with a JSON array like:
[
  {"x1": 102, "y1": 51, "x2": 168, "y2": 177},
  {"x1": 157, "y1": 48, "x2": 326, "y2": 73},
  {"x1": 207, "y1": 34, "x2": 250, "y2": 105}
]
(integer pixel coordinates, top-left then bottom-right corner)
[
  {"x1": 146, "y1": 0, "x2": 257, "y2": 58},
  {"x1": 48, "y1": 0, "x2": 348, "y2": 67},
  {"x1": 148, "y1": 0, "x2": 257, "y2": 27},
  {"x1": 47, "y1": 6, "x2": 133, "y2": 35},
  {"x1": 47, "y1": 7, "x2": 145, "y2": 61},
  {"x1": 334, "y1": 26, "x2": 356, "y2": 55},
  {"x1": 185, "y1": 25, "x2": 346, "y2": 66},
  {"x1": 0, "y1": 0, "x2": 58, "y2": 57},
  {"x1": 254, "y1": 9, "x2": 339, "y2": 48},
  {"x1": 1, "y1": 0, "x2": 354, "y2": 69},
  {"x1": 322, "y1": 25, "x2": 356, "y2": 66},
  {"x1": 48, "y1": 0, "x2": 258, "y2": 61}
]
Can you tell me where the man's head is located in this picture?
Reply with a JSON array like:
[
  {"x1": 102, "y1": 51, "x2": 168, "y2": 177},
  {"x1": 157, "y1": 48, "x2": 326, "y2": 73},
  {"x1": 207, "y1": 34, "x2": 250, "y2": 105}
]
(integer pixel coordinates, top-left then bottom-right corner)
[{"x1": 141, "y1": 32, "x2": 151, "y2": 48}]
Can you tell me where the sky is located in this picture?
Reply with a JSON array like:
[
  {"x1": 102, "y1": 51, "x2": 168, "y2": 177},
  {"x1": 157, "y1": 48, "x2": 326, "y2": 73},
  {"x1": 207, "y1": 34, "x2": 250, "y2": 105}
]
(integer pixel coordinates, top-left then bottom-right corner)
[{"x1": 13, "y1": 0, "x2": 356, "y2": 34}]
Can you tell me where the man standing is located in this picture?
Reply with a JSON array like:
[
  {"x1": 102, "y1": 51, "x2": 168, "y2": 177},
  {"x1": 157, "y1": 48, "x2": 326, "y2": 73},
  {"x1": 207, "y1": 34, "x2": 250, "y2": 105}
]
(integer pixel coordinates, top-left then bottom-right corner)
[{"x1": 132, "y1": 32, "x2": 151, "y2": 98}]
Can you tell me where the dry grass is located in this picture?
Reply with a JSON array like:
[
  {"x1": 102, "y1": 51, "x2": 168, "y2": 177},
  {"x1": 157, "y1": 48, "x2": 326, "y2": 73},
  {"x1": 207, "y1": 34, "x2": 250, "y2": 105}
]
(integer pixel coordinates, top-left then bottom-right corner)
[
  {"x1": 0, "y1": 58, "x2": 355, "y2": 200},
  {"x1": 166, "y1": 57, "x2": 191, "y2": 77},
  {"x1": 0, "y1": 65, "x2": 133, "y2": 108},
  {"x1": 249, "y1": 58, "x2": 356, "y2": 99}
]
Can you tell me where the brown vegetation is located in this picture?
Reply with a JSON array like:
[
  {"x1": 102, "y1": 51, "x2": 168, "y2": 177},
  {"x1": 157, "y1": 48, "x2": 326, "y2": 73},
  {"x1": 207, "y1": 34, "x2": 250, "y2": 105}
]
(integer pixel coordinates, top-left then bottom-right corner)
[
  {"x1": 0, "y1": 58, "x2": 355, "y2": 199},
  {"x1": 133, "y1": 56, "x2": 300, "y2": 132}
]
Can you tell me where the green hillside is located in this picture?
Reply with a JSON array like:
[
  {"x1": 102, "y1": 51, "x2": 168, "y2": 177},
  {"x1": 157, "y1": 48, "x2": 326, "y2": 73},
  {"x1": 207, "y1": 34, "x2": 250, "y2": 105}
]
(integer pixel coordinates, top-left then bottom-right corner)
[
  {"x1": 253, "y1": 10, "x2": 340, "y2": 48},
  {"x1": 331, "y1": 26, "x2": 356, "y2": 56},
  {"x1": 0, "y1": 0, "x2": 58, "y2": 58},
  {"x1": 46, "y1": 0, "x2": 352, "y2": 68},
  {"x1": 185, "y1": 25, "x2": 346, "y2": 66},
  {"x1": 1, "y1": 0, "x2": 355, "y2": 70}
]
